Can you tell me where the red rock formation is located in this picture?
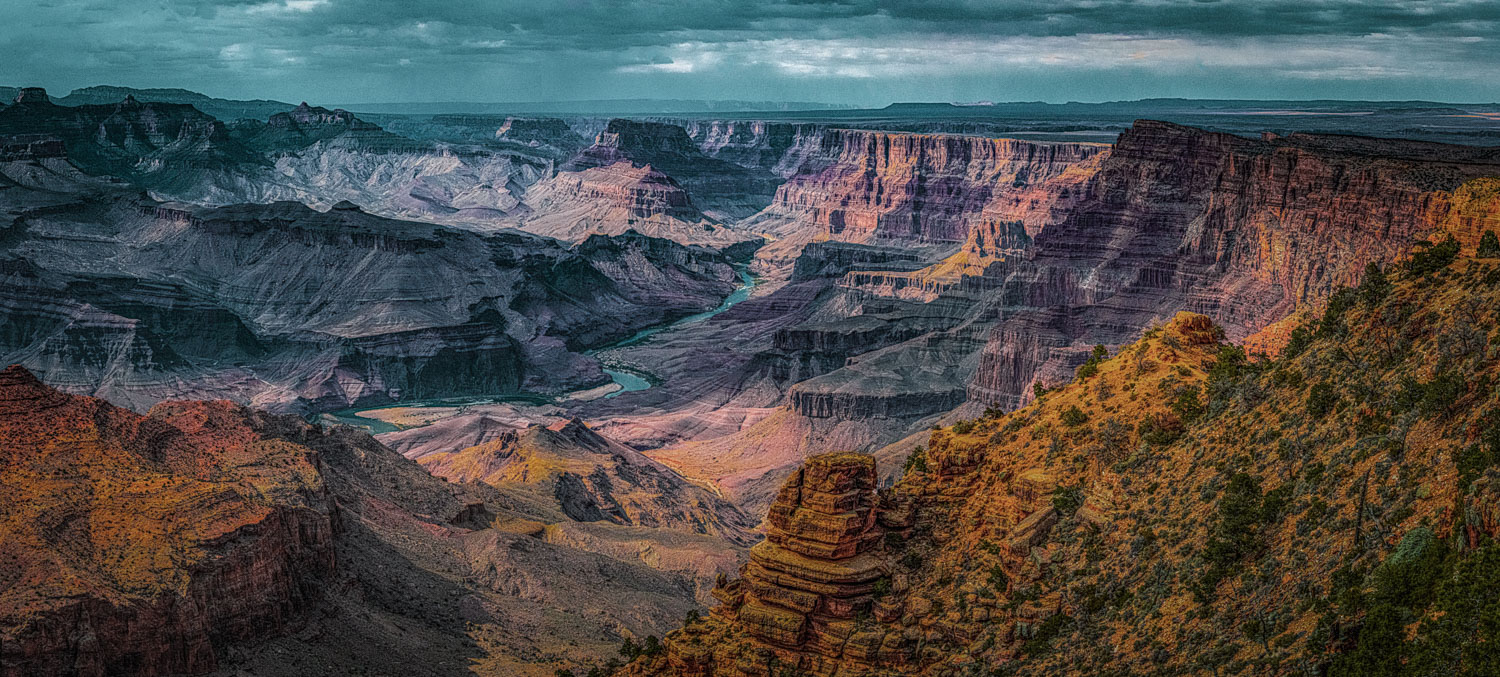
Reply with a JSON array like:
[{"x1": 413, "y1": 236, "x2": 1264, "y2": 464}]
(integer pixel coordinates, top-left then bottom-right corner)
[
  {"x1": 683, "y1": 453, "x2": 895, "y2": 674},
  {"x1": 967, "y1": 120, "x2": 1500, "y2": 407},
  {"x1": 0, "y1": 365, "x2": 337, "y2": 677},
  {"x1": 758, "y1": 130, "x2": 1108, "y2": 244}
]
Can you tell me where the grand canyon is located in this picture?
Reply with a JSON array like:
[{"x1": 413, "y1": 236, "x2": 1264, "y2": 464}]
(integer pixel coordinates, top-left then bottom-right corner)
[{"x1": 5, "y1": 2, "x2": 1500, "y2": 676}]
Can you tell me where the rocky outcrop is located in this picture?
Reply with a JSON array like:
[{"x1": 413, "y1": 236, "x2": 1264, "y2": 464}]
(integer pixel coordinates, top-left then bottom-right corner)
[
  {"x1": 517, "y1": 162, "x2": 750, "y2": 246},
  {"x1": 705, "y1": 453, "x2": 889, "y2": 661},
  {"x1": 51, "y1": 85, "x2": 295, "y2": 122},
  {"x1": 680, "y1": 120, "x2": 826, "y2": 177},
  {"x1": 789, "y1": 241, "x2": 926, "y2": 281},
  {"x1": 0, "y1": 86, "x2": 561, "y2": 231},
  {"x1": 11, "y1": 87, "x2": 50, "y2": 104},
  {"x1": 494, "y1": 116, "x2": 589, "y2": 154},
  {"x1": 232, "y1": 102, "x2": 412, "y2": 153},
  {"x1": 0, "y1": 90, "x2": 264, "y2": 186},
  {"x1": 0, "y1": 366, "x2": 338, "y2": 677},
  {"x1": 562, "y1": 119, "x2": 784, "y2": 221},
  {"x1": 410, "y1": 416, "x2": 756, "y2": 544},
  {"x1": 0, "y1": 135, "x2": 66, "y2": 161}
]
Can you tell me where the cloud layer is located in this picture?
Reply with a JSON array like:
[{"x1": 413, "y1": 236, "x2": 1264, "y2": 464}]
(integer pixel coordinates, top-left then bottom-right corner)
[{"x1": 4, "y1": 0, "x2": 1498, "y2": 105}]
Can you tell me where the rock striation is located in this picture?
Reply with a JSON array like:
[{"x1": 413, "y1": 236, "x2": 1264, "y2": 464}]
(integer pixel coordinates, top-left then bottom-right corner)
[
  {"x1": 0, "y1": 365, "x2": 723, "y2": 676},
  {"x1": 682, "y1": 453, "x2": 895, "y2": 673},
  {"x1": 0, "y1": 176, "x2": 740, "y2": 413},
  {"x1": 967, "y1": 120, "x2": 1500, "y2": 408},
  {"x1": 0, "y1": 89, "x2": 264, "y2": 188},
  {"x1": 233, "y1": 102, "x2": 412, "y2": 153},
  {"x1": 745, "y1": 129, "x2": 1107, "y2": 244},
  {"x1": 562, "y1": 119, "x2": 785, "y2": 221},
  {"x1": 0, "y1": 365, "x2": 338, "y2": 676}
]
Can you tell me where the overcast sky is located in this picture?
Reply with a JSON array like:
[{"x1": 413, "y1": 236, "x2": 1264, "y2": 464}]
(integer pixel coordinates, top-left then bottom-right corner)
[{"x1": 4, "y1": 0, "x2": 1499, "y2": 105}]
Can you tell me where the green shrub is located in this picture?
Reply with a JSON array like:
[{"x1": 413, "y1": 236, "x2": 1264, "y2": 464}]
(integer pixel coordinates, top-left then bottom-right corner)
[
  {"x1": 1137, "y1": 415, "x2": 1183, "y2": 446},
  {"x1": 1075, "y1": 345, "x2": 1109, "y2": 380},
  {"x1": 1061, "y1": 405, "x2": 1089, "y2": 427},
  {"x1": 1283, "y1": 325, "x2": 1315, "y2": 359},
  {"x1": 1052, "y1": 485, "x2": 1085, "y2": 516},
  {"x1": 1358, "y1": 261, "x2": 1392, "y2": 305},
  {"x1": 1021, "y1": 613, "x2": 1076, "y2": 656},
  {"x1": 1478, "y1": 230, "x2": 1500, "y2": 258},
  {"x1": 988, "y1": 564, "x2": 1009, "y2": 593},
  {"x1": 1317, "y1": 287, "x2": 1358, "y2": 338},
  {"x1": 1405, "y1": 235, "x2": 1461, "y2": 276},
  {"x1": 903, "y1": 446, "x2": 928, "y2": 474},
  {"x1": 1306, "y1": 382, "x2": 1338, "y2": 419},
  {"x1": 1195, "y1": 473, "x2": 1264, "y2": 602},
  {"x1": 1171, "y1": 386, "x2": 1205, "y2": 423}
]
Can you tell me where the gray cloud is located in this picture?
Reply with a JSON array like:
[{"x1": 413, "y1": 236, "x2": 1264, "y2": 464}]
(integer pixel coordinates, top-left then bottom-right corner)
[{"x1": 3, "y1": 0, "x2": 1498, "y2": 105}]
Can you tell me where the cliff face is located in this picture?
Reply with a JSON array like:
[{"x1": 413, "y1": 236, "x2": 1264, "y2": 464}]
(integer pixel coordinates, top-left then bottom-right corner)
[
  {"x1": 628, "y1": 257, "x2": 1500, "y2": 675},
  {"x1": 561, "y1": 119, "x2": 785, "y2": 222},
  {"x1": 968, "y1": 120, "x2": 1500, "y2": 408},
  {"x1": 0, "y1": 365, "x2": 724, "y2": 676},
  {"x1": 0, "y1": 88, "x2": 264, "y2": 186},
  {"x1": 0, "y1": 180, "x2": 740, "y2": 413},
  {"x1": 518, "y1": 162, "x2": 754, "y2": 246},
  {"x1": 232, "y1": 102, "x2": 411, "y2": 153},
  {"x1": 747, "y1": 129, "x2": 1107, "y2": 245},
  {"x1": 0, "y1": 88, "x2": 555, "y2": 231},
  {"x1": 692, "y1": 453, "x2": 890, "y2": 667},
  {"x1": 0, "y1": 365, "x2": 338, "y2": 677}
]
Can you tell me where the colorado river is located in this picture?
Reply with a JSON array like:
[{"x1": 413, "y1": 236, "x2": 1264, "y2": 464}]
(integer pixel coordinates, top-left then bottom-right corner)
[{"x1": 324, "y1": 264, "x2": 758, "y2": 429}]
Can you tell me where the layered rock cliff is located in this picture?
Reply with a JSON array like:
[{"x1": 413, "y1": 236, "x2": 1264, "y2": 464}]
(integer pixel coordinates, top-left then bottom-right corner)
[
  {"x1": 627, "y1": 256, "x2": 1500, "y2": 674},
  {"x1": 742, "y1": 129, "x2": 1107, "y2": 247},
  {"x1": 0, "y1": 173, "x2": 740, "y2": 413},
  {"x1": 562, "y1": 119, "x2": 784, "y2": 221},
  {"x1": 0, "y1": 366, "x2": 723, "y2": 676},
  {"x1": 968, "y1": 120, "x2": 1500, "y2": 408},
  {"x1": 702, "y1": 452, "x2": 890, "y2": 660},
  {"x1": 0, "y1": 88, "x2": 265, "y2": 189},
  {"x1": 0, "y1": 365, "x2": 337, "y2": 676}
]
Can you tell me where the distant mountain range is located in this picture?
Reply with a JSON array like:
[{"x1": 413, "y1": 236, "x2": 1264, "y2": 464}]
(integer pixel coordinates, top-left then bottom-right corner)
[
  {"x1": 11, "y1": 85, "x2": 1495, "y2": 121},
  {"x1": 0, "y1": 86, "x2": 854, "y2": 118}
]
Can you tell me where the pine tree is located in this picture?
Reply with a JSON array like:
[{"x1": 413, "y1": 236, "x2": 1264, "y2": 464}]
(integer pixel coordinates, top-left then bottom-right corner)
[{"x1": 1479, "y1": 230, "x2": 1500, "y2": 258}]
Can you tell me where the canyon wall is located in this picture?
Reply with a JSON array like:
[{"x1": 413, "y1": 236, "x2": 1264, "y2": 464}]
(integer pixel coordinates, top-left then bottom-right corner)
[
  {"x1": 752, "y1": 130, "x2": 1107, "y2": 244},
  {"x1": 0, "y1": 366, "x2": 338, "y2": 676},
  {"x1": 0, "y1": 365, "x2": 720, "y2": 676},
  {"x1": 0, "y1": 170, "x2": 741, "y2": 413},
  {"x1": 631, "y1": 120, "x2": 1500, "y2": 521},
  {"x1": 968, "y1": 120, "x2": 1500, "y2": 407}
]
